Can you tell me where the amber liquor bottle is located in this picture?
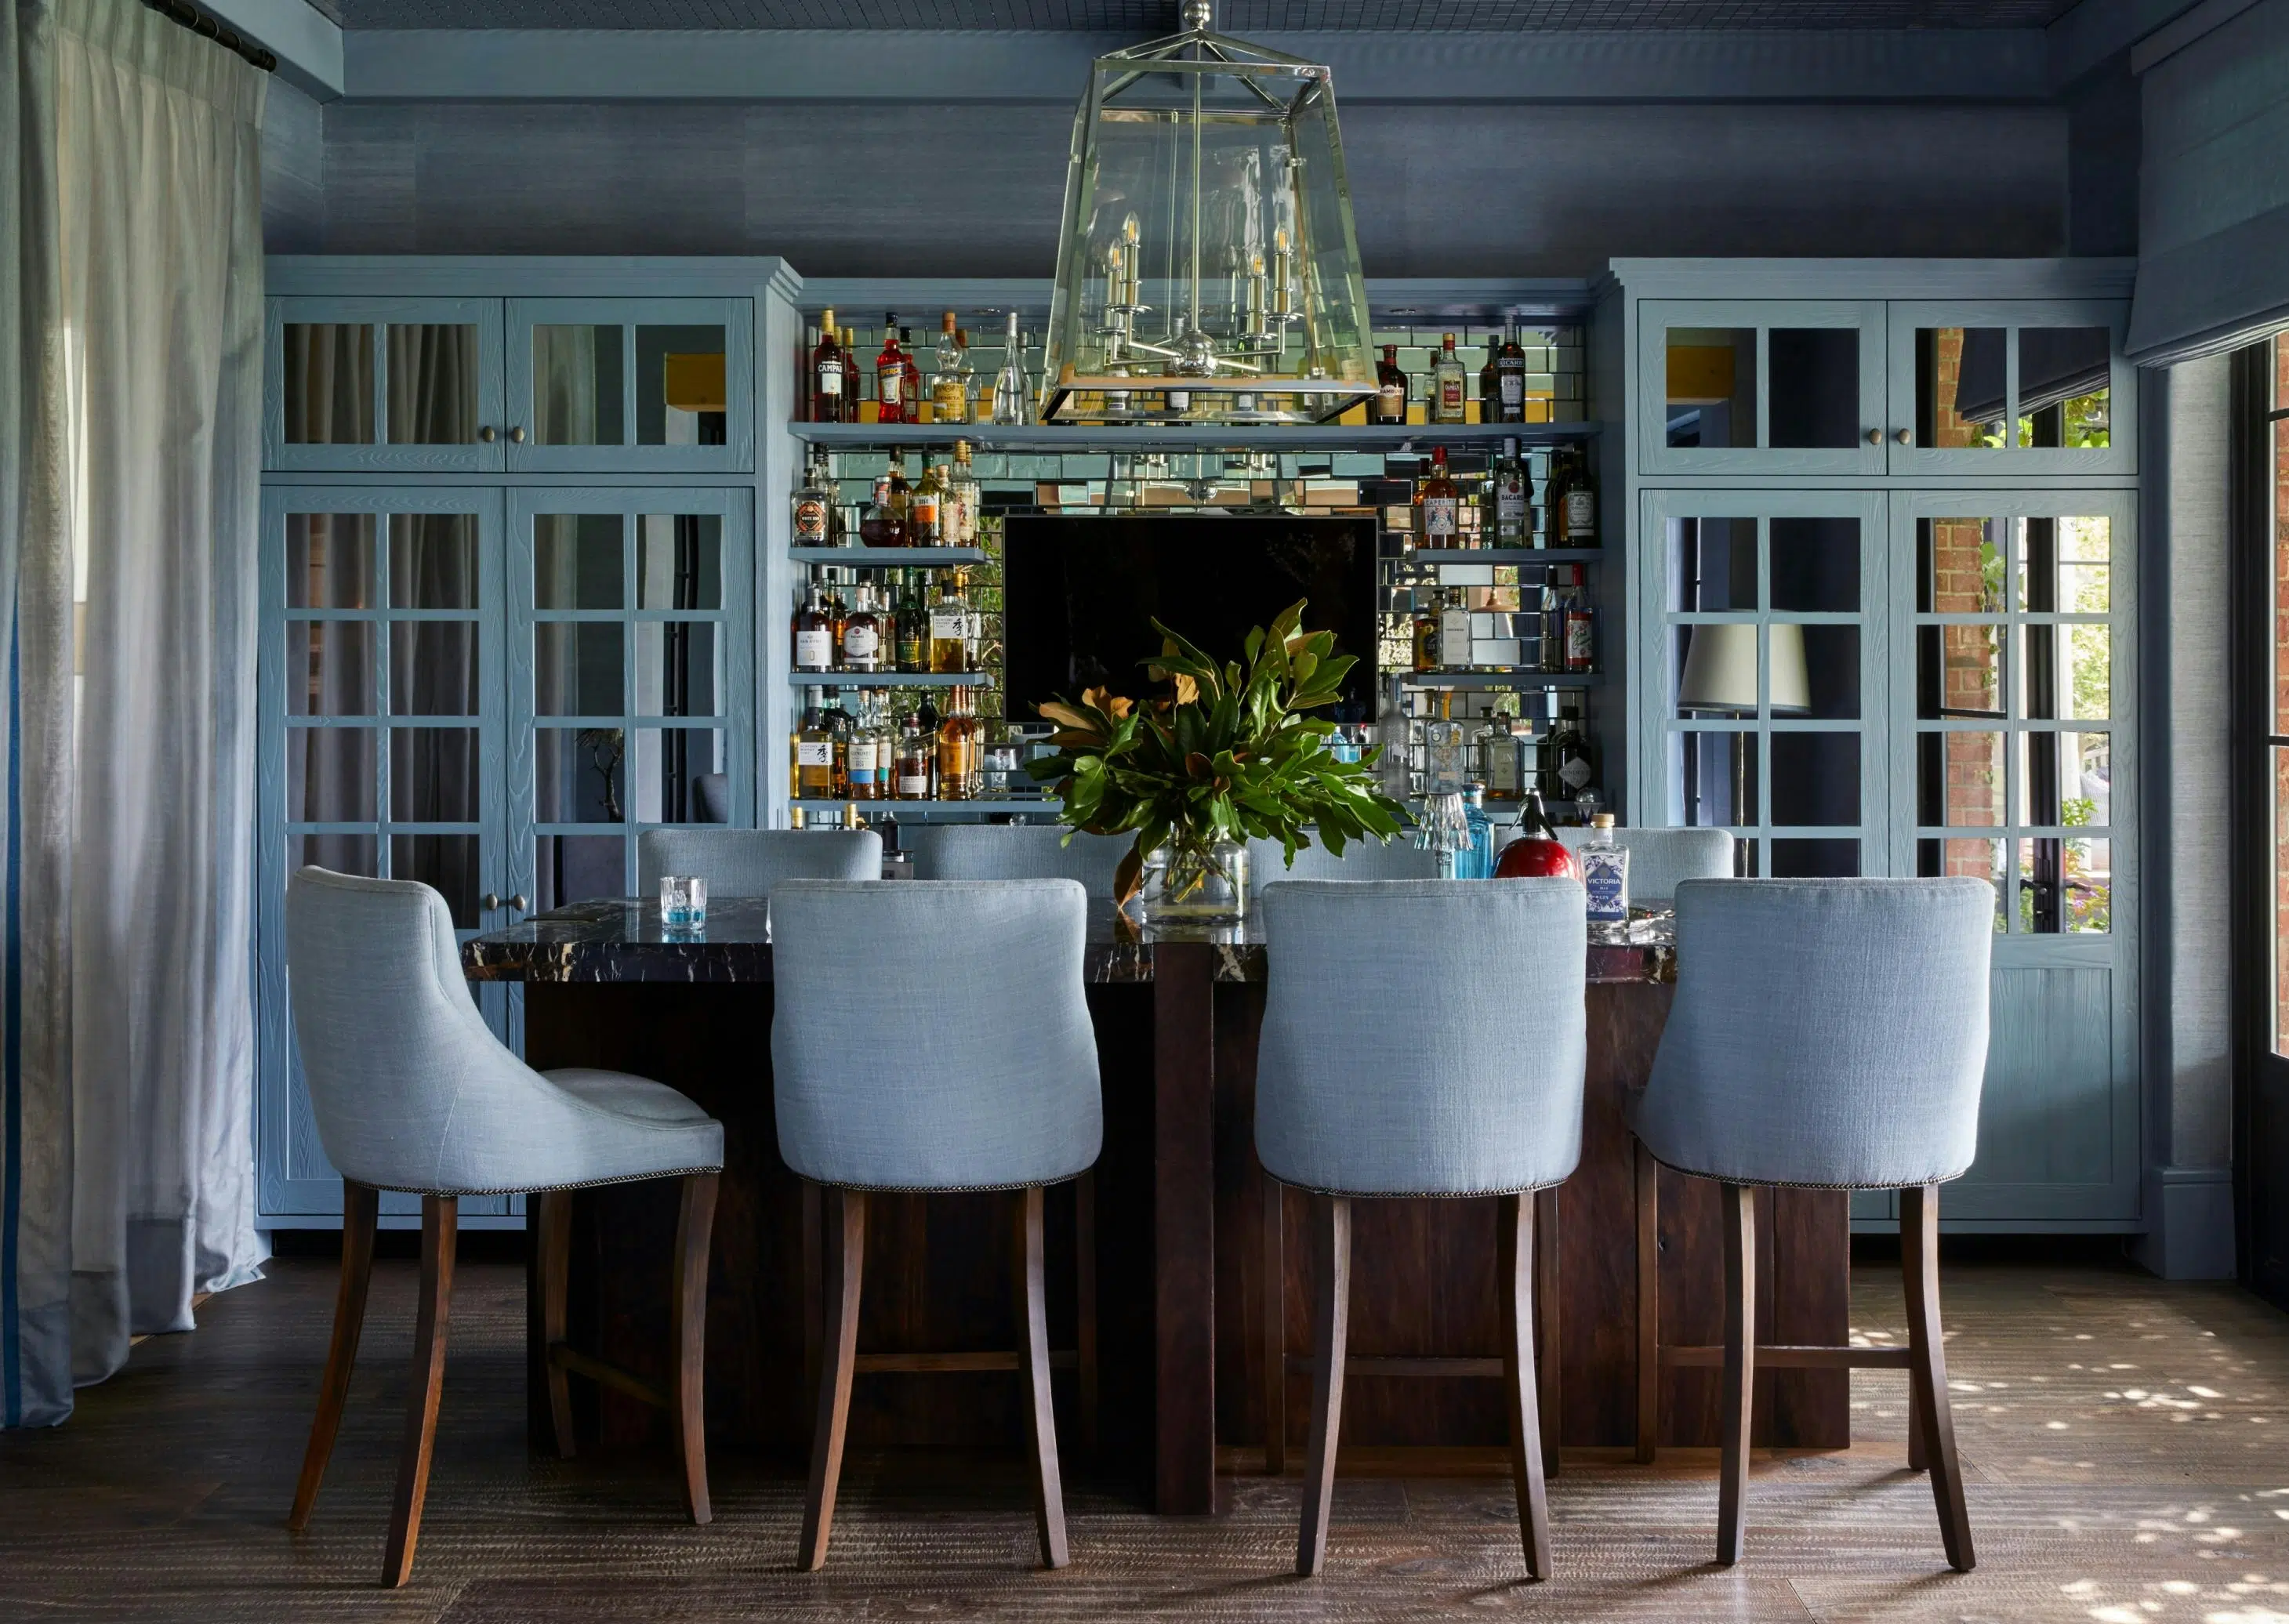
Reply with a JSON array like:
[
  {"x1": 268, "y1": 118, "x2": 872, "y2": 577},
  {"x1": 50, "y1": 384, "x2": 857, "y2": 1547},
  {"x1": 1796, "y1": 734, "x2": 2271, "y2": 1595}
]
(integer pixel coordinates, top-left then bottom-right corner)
[
  {"x1": 793, "y1": 572, "x2": 836, "y2": 673},
  {"x1": 1416, "y1": 445, "x2": 1460, "y2": 549},
  {"x1": 811, "y1": 309, "x2": 849, "y2": 423},
  {"x1": 928, "y1": 575, "x2": 971, "y2": 673},
  {"x1": 840, "y1": 576, "x2": 885, "y2": 673},
  {"x1": 1374, "y1": 344, "x2": 1407, "y2": 423},
  {"x1": 935, "y1": 683, "x2": 981, "y2": 800}
]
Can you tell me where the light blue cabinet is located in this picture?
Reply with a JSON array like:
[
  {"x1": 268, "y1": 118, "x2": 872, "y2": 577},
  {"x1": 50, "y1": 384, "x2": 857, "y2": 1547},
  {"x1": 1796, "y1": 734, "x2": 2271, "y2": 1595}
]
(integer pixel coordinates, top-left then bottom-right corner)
[
  {"x1": 1883, "y1": 300, "x2": 2135, "y2": 478},
  {"x1": 1636, "y1": 299, "x2": 1889, "y2": 478},
  {"x1": 504, "y1": 298, "x2": 755, "y2": 475},
  {"x1": 263, "y1": 297, "x2": 507, "y2": 474}
]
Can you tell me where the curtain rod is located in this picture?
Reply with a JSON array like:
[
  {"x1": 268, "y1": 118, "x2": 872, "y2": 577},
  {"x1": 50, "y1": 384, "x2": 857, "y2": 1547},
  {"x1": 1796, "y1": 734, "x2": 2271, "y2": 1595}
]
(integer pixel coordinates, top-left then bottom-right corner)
[{"x1": 140, "y1": 0, "x2": 279, "y2": 74}]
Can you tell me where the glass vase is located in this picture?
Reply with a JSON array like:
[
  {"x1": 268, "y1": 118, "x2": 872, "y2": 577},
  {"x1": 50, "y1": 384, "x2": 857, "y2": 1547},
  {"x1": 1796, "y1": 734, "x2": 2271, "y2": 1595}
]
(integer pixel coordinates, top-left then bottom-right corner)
[{"x1": 1147, "y1": 836, "x2": 1248, "y2": 922}]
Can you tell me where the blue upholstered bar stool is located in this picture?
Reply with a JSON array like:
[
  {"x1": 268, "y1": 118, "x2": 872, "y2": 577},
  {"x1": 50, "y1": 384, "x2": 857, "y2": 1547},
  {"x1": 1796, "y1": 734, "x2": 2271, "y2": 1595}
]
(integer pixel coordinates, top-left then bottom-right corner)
[
  {"x1": 1256, "y1": 879, "x2": 1587, "y2": 1580},
  {"x1": 1630, "y1": 878, "x2": 1991, "y2": 1571},
  {"x1": 282, "y1": 868, "x2": 726, "y2": 1587},
  {"x1": 1551, "y1": 825, "x2": 1736, "y2": 902},
  {"x1": 1245, "y1": 832, "x2": 1442, "y2": 886},
  {"x1": 637, "y1": 826, "x2": 880, "y2": 896},
  {"x1": 771, "y1": 878, "x2": 1104, "y2": 1570},
  {"x1": 902, "y1": 821, "x2": 1130, "y2": 894}
]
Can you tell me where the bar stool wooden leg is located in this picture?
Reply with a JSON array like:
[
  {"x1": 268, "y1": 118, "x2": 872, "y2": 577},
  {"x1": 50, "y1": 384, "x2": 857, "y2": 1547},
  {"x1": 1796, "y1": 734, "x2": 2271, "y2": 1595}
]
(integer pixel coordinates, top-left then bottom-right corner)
[
  {"x1": 383, "y1": 1194, "x2": 457, "y2": 1589},
  {"x1": 288, "y1": 1179, "x2": 378, "y2": 1531},
  {"x1": 800, "y1": 1187, "x2": 866, "y2": 1571},
  {"x1": 1534, "y1": 1186, "x2": 1562, "y2": 1480},
  {"x1": 1907, "y1": 1361, "x2": 1931, "y2": 1471},
  {"x1": 535, "y1": 1189, "x2": 576, "y2": 1460},
  {"x1": 1262, "y1": 1170, "x2": 1286, "y2": 1476},
  {"x1": 1076, "y1": 1170, "x2": 1098, "y2": 1460},
  {"x1": 1634, "y1": 1140, "x2": 1659, "y2": 1464},
  {"x1": 1716, "y1": 1183, "x2": 1755, "y2": 1568},
  {"x1": 1296, "y1": 1194, "x2": 1351, "y2": 1577},
  {"x1": 800, "y1": 1180, "x2": 823, "y2": 1409},
  {"x1": 670, "y1": 1172, "x2": 719, "y2": 1526},
  {"x1": 1903, "y1": 1184, "x2": 1975, "y2": 1572},
  {"x1": 1497, "y1": 1193, "x2": 1553, "y2": 1581},
  {"x1": 1014, "y1": 1186, "x2": 1071, "y2": 1569}
]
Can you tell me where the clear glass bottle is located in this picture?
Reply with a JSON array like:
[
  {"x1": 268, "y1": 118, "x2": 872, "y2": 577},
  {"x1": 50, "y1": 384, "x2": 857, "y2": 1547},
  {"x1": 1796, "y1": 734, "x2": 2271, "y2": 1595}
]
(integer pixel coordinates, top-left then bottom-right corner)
[
  {"x1": 875, "y1": 314, "x2": 910, "y2": 423},
  {"x1": 949, "y1": 439, "x2": 981, "y2": 548},
  {"x1": 1581, "y1": 814, "x2": 1631, "y2": 942},
  {"x1": 992, "y1": 310, "x2": 1029, "y2": 425},
  {"x1": 1458, "y1": 785, "x2": 1496, "y2": 879},
  {"x1": 845, "y1": 690, "x2": 883, "y2": 801},
  {"x1": 1374, "y1": 343, "x2": 1408, "y2": 423},
  {"x1": 894, "y1": 568, "x2": 929, "y2": 672},
  {"x1": 930, "y1": 311, "x2": 969, "y2": 424},
  {"x1": 1431, "y1": 332, "x2": 1467, "y2": 424},
  {"x1": 935, "y1": 683, "x2": 981, "y2": 800},
  {"x1": 1375, "y1": 675, "x2": 1413, "y2": 803},
  {"x1": 1492, "y1": 438, "x2": 1529, "y2": 547},
  {"x1": 793, "y1": 571, "x2": 836, "y2": 673},
  {"x1": 909, "y1": 454, "x2": 945, "y2": 546},
  {"x1": 810, "y1": 309, "x2": 848, "y2": 424},
  {"x1": 839, "y1": 575, "x2": 884, "y2": 672},
  {"x1": 1481, "y1": 703, "x2": 1523, "y2": 800},
  {"x1": 795, "y1": 687, "x2": 837, "y2": 799},
  {"x1": 929, "y1": 575, "x2": 971, "y2": 673},
  {"x1": 894, "y1": 705, "x2": 934, "y2": 799},
  {"x1": 1417, "y1": 445, "x2": 1460, "y2": 549}
]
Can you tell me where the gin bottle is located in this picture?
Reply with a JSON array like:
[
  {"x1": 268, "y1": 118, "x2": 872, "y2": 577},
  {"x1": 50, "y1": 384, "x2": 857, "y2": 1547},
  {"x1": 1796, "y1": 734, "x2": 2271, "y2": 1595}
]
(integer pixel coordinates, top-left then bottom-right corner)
[{"x1": 1580, "y1": 814, "x2": 1631, "y2": 943}]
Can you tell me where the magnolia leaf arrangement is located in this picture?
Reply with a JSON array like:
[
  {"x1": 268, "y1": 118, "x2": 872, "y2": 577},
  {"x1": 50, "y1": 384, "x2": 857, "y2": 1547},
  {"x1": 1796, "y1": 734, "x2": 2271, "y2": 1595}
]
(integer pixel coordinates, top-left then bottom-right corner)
[{"x1": 1025, "y1": 599, "x2": 1408, "y2": 904}]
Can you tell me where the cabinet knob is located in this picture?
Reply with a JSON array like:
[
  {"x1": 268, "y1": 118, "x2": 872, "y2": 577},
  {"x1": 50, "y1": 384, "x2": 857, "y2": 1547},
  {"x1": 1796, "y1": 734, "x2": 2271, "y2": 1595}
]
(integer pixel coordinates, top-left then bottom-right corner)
[
  {"x1": 1895, "y1": 428, "x2": 1913, "y2": 446},
  {"x1": 1865, "y1": 427, "x2": 1881, "y2": 445},
  {"x1": 510, "y1": 894, "x2": 529, "y2": 913},
  {"x1": 478, "y1": 425, "x2": 498, "y2": 444},
  {"x1": 482, "y1": 892, "x2": 500, "y2": 911},
  {"x1": 508, "y1": 426, "x2": 527, "y2": 444}
]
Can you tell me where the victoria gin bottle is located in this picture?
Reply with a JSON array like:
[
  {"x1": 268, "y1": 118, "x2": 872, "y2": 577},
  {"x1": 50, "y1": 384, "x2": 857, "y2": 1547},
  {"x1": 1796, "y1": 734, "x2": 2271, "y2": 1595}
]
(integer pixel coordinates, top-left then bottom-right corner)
[
  {"x1": 1432, "y1": 333, "x2": 1467, "y2": 424},
  {"x1": 931, "y1": 312, "x2": 969, "y2": 424},
  {"x1": 793, "y1": 573, "x2": 836, "y2": 673},
  {"x1": 1417, "y1": 446, "x2": 1460, "y2": 549},
  {"x1": 811, "y1": 310, "x2": 848, "y2": 423},
  {"x1": 1374, "y1": 344, "x2": 1408, "y2": 423},
  {"x1": 936, "y1": 684, "x2": 981, "y2": 800},
  {"x1": 876, "y1": 314, "x2": 911, "y2": 423},
  {"x1": 1493, "y1": 322, "x2": 1529, "y2": 423}
]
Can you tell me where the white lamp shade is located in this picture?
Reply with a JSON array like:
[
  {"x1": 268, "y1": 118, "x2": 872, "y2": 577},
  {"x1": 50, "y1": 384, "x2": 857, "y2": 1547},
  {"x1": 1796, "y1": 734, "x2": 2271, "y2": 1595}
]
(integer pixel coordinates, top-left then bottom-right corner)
[{"x1": 1677, "y1": 622, "x2": 1811, "y2": 715}]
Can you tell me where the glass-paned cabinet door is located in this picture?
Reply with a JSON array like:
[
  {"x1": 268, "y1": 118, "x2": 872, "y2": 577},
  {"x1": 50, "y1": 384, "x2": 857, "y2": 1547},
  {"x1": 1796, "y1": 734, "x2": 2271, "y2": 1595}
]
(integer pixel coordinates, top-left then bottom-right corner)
[
  {"x1": 1636, "y1": 490, "x2": 1889, "y2": 877},
  {"x1": 1888, "y1": 489, "x2": 2138, "y2": 1221},
  {"x1": 264, "y1": 298, "x2": 506, "y2": 473},
  {"x1": 1638, "y1": 299, "x2": 1888, "y2": 477},
  {"x1": 1885, "y1": 301, "x2": 2135, "y2": 476},
  {"x1": 506, "y1": 489, "x2": 755, "y2": 912},
  {"x1": 255, "y1": 488, "x2": 514, "y2": 1219},
  {"x1": 505, "y1": 299, "x2": 755, "y2": 474}
]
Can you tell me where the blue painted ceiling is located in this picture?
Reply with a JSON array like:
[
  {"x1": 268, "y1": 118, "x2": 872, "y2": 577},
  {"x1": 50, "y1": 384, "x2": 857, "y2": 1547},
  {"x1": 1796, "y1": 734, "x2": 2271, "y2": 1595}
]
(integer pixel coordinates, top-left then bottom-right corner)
[{"x1": 308, "y1": 1, "x2": 2078, "y2": 28}]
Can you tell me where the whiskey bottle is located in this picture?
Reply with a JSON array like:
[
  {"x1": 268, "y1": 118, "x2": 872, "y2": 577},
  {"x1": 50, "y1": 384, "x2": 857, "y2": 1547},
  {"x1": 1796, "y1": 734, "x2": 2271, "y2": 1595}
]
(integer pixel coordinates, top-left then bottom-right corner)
[
  {"x1": 935, "y1": 683, "x2": 981, "y2": 800},
  {"x1": 1553, "y1": 445, "x2": 1598, "y2": 546},
  {"x1": 845, "y1": 690, "x2": 885, "y2": 801},
  {"x1": 811, "y1": 310, "x2": 848, "y2": 423},
  {"x1": 795, "y1": 687, "x2": 837, "y2": 799},
  {"x1": 858, "y1": 472, "x2": 901, "y2": 547},
  {"x1": 821, "y1": 687, "x2": 854, "y2": 797},
  {"x1": 930, "y1": 314, "x2": 970, "y2": 424},
  {"x1": 793, "y1": 572, "x2": 836, "y2": 673},
  {"x1": 794, "y1": 451, "x2": 836, "y2": 547},
  {"x1": 894, "y1": 569, "x2": 929, "y2": 672},
  {"x1": 840, "y1": 575, "x2": 885, "y2": 672},
  {"x1": 949, "y1": 440, "x2": 981, "y2": 547},
  {"x1": 1431, "y1": 333, "x2": 1467, "y2": 425},
  {"x1": 1478, "y1": 336, "x2": 1499, "y2": 420},
  {"x1": 909, "y1": 455, "x2": 945, "y2": 546},
  {"x1": 1493, "y1": 321, "x2": 1529, "y2": 423},
  {"x1": 1413, "y1": 586, "x2": 1441, "y2": 672},
  {"x1": 1417, "y1": 445, "x2": 1460, "y2": 549},
  {"x1": 991, "y1": 310, "x2": 1029, "y2": 426},
  {"x1": 1492, "y1": 438, "x2": 1529, "y2": 546},
  {"x1": 876, "y1": 314, "x2": 911, "y2": 424},
  {"x1": 894, "y1": 707, "x2": 934, "y2": 799},
  {"x1": 929, "y1": 575, "x2": 971, "y2": 673},
  {"x1": 1374, "y1": 344, "x2": 1407, "y2": 423}
]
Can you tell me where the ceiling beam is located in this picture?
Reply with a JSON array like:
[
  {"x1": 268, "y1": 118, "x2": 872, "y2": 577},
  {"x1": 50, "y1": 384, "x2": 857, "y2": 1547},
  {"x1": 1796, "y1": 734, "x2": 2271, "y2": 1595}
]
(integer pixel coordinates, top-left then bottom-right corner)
[
  {"x1": 201, "y1": 0, "x2": 344, "y2": 98},
  {"x1": 340, "y1": 27, "x2": 2052, "y2": 104},
  {"x1": 2046, "y1": 0, "x2": 2213, "y2": 84}
]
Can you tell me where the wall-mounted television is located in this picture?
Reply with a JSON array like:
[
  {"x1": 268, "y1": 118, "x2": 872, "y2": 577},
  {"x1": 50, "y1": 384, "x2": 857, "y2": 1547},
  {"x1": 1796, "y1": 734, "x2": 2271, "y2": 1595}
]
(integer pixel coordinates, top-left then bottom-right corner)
[{"x1": 1001, "y1": 515, "x2": 1380, "y2": 725}]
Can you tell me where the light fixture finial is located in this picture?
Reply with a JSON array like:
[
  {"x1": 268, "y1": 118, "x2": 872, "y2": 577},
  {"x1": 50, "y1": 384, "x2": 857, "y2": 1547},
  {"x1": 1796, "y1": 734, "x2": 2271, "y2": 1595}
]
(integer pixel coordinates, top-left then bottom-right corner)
[{"x1": 1182, "y1": 0, "x2": 1213, "y2": 33}]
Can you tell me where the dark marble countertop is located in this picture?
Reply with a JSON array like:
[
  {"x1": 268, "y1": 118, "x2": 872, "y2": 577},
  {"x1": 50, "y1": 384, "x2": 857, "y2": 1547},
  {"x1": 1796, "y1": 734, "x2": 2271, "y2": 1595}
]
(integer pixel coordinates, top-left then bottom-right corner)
[{"x1": 463, "y1": 895, "x2": 1673, "y2": 987}]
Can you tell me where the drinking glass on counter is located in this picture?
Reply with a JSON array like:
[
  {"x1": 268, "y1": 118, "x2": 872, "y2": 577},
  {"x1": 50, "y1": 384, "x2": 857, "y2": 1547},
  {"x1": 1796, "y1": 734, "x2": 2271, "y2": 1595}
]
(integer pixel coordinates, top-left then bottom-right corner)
[{"x1": 660, "y1": 874, "x2": 708, "y2": 930}]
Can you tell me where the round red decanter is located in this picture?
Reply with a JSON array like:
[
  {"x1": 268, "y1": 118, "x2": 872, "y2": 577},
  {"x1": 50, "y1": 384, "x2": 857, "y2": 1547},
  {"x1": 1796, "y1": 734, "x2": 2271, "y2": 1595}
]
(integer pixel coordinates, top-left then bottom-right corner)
[{"x1": 1493, "y1": 788, "x2": 1580, "y2": 880}]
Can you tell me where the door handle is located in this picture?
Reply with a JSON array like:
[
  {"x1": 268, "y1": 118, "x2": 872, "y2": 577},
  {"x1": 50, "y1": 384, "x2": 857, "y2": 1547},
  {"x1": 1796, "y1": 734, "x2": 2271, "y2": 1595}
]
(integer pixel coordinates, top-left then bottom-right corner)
[
  {"x1": 508, "y1": 426, "x2": 527, "y2": 444},
  {"x1": 510, "y1": 894, "x2": 529, "y2": 913},
  {"x1": 478, "y1": 425, "x2": 498, "y2": 443},
  {"x1": 1865, "y1": 427, "x2": 1881, "y2": 445},
  {"x1": 1895, "y1": 428, "x2": 1912, "y2": 446},
  {"x1": 482, "y1": 892, "x2": 500, "y2": 911}
]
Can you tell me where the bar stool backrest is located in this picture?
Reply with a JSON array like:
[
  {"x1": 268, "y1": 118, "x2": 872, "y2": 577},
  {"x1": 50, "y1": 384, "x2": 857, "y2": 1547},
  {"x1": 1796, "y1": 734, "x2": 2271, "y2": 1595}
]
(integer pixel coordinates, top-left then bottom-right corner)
[
  {"x1": 1246, "y1": 834, "x2": 1440, "y2": 887},
  {"x1": 1633, "y1": 878, "x2": 1993, "y2": 1190},
  {"x1": 902, "y1": 823, "x2": 1131, "y2": 894},
  {"x1": 637, "y1": 828, "x2": 880, "y2": 897},
  {"x1": 1550, "y1": 825, "x2": 1735, "y2": 903},
  {"x1": 1254, "y1": 879, "x2": 1587, "y2": 1198},
  {"x1": 771, "y1": 879, "x2": 1103, "y2": 1191}
]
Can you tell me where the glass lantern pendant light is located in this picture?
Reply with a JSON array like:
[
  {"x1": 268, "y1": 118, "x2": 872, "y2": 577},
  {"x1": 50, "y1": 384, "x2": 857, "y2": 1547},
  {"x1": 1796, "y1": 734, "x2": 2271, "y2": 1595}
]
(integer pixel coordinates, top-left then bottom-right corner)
[{"x1": 1040, "y1": 0, "x2": 1377, "y2": 426}]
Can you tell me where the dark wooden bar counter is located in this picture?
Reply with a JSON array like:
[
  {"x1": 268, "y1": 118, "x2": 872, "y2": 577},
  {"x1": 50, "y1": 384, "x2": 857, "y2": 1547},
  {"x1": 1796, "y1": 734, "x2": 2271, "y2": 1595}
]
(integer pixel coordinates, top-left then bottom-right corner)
[{"x1": 465, "y1": 895, "x2": 1848, "y2": 1513}]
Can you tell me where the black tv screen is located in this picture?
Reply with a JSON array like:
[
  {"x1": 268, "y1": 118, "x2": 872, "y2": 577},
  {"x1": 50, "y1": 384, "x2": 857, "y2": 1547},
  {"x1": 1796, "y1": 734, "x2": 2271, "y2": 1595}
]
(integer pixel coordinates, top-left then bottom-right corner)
[{"x1": 1002, "y1": 515, "x2": 1380, "y2": 725}]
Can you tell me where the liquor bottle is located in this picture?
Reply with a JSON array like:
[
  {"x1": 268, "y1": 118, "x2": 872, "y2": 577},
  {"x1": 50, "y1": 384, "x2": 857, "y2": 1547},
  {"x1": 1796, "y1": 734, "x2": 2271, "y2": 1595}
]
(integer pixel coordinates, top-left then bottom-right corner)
[
  {"x1": 894, "y1": 570, "x2": 929, "y2": 672},
  {"x1": 844, "y1": 691, "x2": 883, "y2": 801},
  {"x1": 1553, "y1": 445, "x2": 1598, "y2": 545},
  {"x1": 1417, "y1": 445, "x2": 1460, "y2": 549},
  {"x1": 894, "y1": 707, "x2": 934, "y2": 799},
  {"x1": 810, "y1": 310, "x2": 848, "y2": 423},
  {"x1": 1431, "y1": 332, "x2": 1467, "y2": 424},
  {"x1": 793, "y1": 572, "x2": 836, "y2": 673},
  {"x1": 1374, "y1": 344, "x2": 1408, "y2": 423},
  {"x1": 1491, "y1": 438, "x2": 1529, "y2": 547},
  {"x1": 909, "y1": 455, "x2": 945, "y2": 546},
  {"x1": 1580, "y1": 814, "x2": 1631, "y2": 943},
  {"x1": 821, "y1": 688, "x2": 854, "y2": 797},
  {"x1": 1544, "y1": 695, "x2": 1595, "y2": 806},
  {"x1": 949, "y1": 440, "x2": 981, "y2": 548},
  {"x1": 930, "y1": 312, "x2": 969, "y2": 425},
  {"x1": 876, "y1": 314, "x2": 911, "y2": 423},
  {"x1": 1540, "y1": 566, "x2": 1570, "y2": 676},
  {"x1": 1481, "y1": 704, "x2": 1523, "y2": 799},
  {"x1": 794, "y1": 451, "x2": 835, "y2": 548},
  {"x1": 929, "y1": 575, "x2": 971, "y2": 673},
  {"x1": 1438, "y1": 585, "x2": 1473, "y2": 670},
  {"x1": 795, "y1": 687, "x2": 837, "y2": 799},
  {"x1": 1374, "y1": 674, "x2": 1413, "y2": 803},
  {"x1": 1478, "y1": 336, "x2": 1499, "y2": 420},
  {"x1": 1561, "y1": 567, "x2": 1596, "y2": 673},
  {"x1": 840, "y1": 576, "x2": 884, "y2": 672},
  {"x1": 1493, "y1": 321, "x2": 1529, "y2": 423},
  {"x1": 884, "y1": 451, "x2": 913, "y2": 541},
  {"x1": 956, "y1": 328, "x2": 978, "y2": 419},
  {"x1": 935, "y1": 683, "x2": 981, "y2": 800},
  {"x1": 1493, "y1": 787, "x2": 1580, "y2": 879},
  {"x1": 858, "y1": 471, "x2": 901, "y2": 547},
  {"x1": 1459, "y1": 785, "x2": 1496, "y2": 880},
  {"x1": 991, "y1": 310, "x2": 1029, "y2": 426},
  {"x1": 1412, "y1": 586, "x2": 1442, "y2": 672}
]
